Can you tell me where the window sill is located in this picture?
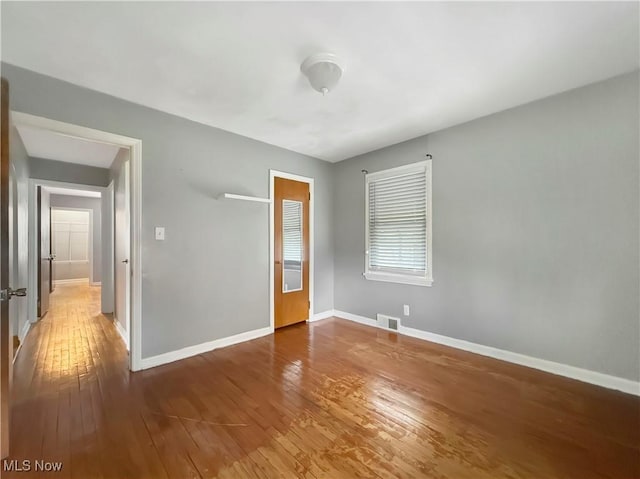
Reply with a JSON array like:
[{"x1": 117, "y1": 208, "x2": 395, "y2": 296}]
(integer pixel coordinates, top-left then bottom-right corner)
[{"x1": 364, "y1": 272, "x2": 433, "y2": 287}]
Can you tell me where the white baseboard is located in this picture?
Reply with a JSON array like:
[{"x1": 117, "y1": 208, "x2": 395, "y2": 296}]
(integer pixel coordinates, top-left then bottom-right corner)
[
  {"x1": 19, "y1": 320, "x2": 31, "y2": 342},
  {"x1": 140, "y1": 326, "x2": 272, "y2": 370},
  {"x1": 308, "y1": 310, "x2": 336, "y2": 322},
  {"x1": 54, "y1": 278, "x2": 89, "y2": 285},
  {"x1": 113, "y1": 318, "x2": 129, "y2": 351},
  {"x1": 13, "y1": 321, "x2": 32, "y2": 364},
  {"x1": 332, "y1": 310, "x2": 640, "y2": 396},
  {"x1": 90, "y1": 281, "x2": 101, "y2": 287},
  {"x1": 333, "y1": 310, "x2": 377, "y2": 327}
]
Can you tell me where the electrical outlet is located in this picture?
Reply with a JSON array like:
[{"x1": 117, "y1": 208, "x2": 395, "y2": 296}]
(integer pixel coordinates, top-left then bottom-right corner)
[
  {"x1": 403, "y1": 304, "x2": 410, "y2": 316},
  {"x1": 155, "y1": 227, "x2": 165, "y2": 241}
]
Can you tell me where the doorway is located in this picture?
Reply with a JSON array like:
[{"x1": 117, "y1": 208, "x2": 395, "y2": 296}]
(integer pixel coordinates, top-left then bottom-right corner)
[
  {"x1": 31, "y1": 182, "x2": 106, "y2": 319},
  {"x1": 36, "y1": 186, "x2": 52, "y2": 318},
  {"x1": 51, "y1": 207, "x2": 93, "y2": 286},
  {"x1": 269, "y1": 171, "x2": 314, "y2": 330},
  {"x1": 14, "y1": 112, "x2": 142, "y2": 372}
]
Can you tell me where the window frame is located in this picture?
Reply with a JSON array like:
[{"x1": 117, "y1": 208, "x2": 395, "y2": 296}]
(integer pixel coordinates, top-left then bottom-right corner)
[{"x1": 364, "y1": 160, "x2": 433, "y2": 287}]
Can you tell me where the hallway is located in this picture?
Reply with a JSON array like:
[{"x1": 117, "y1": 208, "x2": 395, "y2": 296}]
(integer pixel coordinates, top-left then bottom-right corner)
[
  {"x1": 5, "y1": 284, "x2": 640, "y2": 478},
  {"x1": 7, "y1": 283, "x2": 139, "y2": 477}
]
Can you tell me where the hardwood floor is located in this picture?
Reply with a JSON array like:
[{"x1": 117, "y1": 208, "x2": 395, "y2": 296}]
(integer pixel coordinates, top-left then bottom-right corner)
[{"x1": 4, "y1": 284, "x2": 639, "y2": 478}]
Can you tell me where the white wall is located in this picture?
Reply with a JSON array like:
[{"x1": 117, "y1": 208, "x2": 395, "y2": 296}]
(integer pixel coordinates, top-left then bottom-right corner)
[
  {"x1": 51, "y1": 208, "x2": 91, "y2": 281},
  {"x1": 50, "y1": 194, "x2": 102, "y2": 283}
]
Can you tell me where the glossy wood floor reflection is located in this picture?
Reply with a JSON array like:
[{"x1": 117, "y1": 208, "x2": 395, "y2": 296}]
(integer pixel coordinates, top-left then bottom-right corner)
[{"x1": 6, "y1": 284, "x2": 640, "y2": 478}]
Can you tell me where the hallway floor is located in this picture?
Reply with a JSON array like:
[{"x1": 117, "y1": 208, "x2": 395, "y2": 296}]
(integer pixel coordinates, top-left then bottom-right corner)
[{"x1": 5, "y1": 283, "x2": 640, "y2": 478}]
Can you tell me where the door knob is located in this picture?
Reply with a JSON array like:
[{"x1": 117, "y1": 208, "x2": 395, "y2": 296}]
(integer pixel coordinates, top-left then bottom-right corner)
[{"x1": 122, "y1": 259, "x2": 129, "y2": 264}]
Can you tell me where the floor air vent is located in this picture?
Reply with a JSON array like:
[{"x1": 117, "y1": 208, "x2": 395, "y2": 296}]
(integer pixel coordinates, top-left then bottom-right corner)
[
  {"x1": 388, "y1": 318, "x2": 399, "y2": 331},
  {"x1": 376, "y1": 314, "x2": 400, "y2": 331}
]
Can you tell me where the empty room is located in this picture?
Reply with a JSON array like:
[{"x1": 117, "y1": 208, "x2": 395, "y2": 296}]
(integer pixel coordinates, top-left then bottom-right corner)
[{"x1": 0, "y1": 2, "x2": 638, "y2": 478}]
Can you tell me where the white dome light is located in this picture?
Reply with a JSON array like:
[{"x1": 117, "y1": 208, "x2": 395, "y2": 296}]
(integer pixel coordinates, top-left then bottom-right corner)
[{"x1": 300, "y1": 53, "x2": 343, "y2": 96}]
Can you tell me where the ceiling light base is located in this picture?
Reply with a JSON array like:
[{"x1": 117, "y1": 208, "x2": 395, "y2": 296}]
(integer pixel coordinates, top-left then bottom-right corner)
[{"x1": 301, "y1": 53, "x2": 343, "y2": 95}]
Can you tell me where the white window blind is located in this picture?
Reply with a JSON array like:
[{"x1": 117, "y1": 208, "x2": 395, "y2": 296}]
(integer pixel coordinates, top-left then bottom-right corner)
[
  {"x1": 282, "y1": 200, "x2": 303, "y2": 263},
  {"x1": 365, "y1": 161, "x2": 432, "y2": 286}
]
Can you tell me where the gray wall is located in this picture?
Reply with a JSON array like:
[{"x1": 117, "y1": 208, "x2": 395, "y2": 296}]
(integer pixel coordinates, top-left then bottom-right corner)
[
  {"x1": 28, "y1": 157, "x2": 110, "y2": 187},
  {"x1": 5, "y1": 61, "x2": 637, "y2": 381},
  {"x1": 334, "y1": 71, "x2": 639, "y2": 381},
  {"x1": 1, "y1": 63, "x2": 334, "y2": 359},
  {"x1": 9, "y1": 124, "x2": 30, "y2": 343},
  {"x1": 49, "y1": 194, "x2": 102, "y2": 283}
]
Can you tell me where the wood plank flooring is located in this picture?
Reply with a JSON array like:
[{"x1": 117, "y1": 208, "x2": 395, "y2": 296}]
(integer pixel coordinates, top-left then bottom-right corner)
[{"x1": 4, "y1": 283, "x2": 639, "y2": 478}]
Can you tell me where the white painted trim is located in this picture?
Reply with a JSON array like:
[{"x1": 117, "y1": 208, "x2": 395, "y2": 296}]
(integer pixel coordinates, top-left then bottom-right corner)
[
  {"x1": 28, "y1": 178, "x2": 106, "y2": 327},
  {"x1": 364, "y1": 160, "x2": 433, "y2": 287},
  {"x1": 19, "y1": 112, "x2": 143, "y2": 373},
  {"x1": 333, "y1": 310, "x2": 377, "y2": 327},
  {"x1": 269, "y1": 170, "x2": 315, "y2": 332},
  {"x1": 364, "y1": 272, "x2": 433, "y2": 287},
  {"x1": 333, "y1": 311, "x2": 640, "y2": 396},
  {"x1": 113, "y1": 317, "x2": 129, "y2": 350},
  {"x1": 130, "y1": 141, "x2": 143, "y2": 372},
  {"x1": 219, "y1": 193, "x2": 271, "y2": 204},
  {"x1": 12, "y1": 321, "x2": 32, "y2": 365},
  {"x1": 140, "y1": 327, "x2": 272, "y2": 370},
  {"x1": 308, "y1": 310, "x2": 335, "y2": 322},
  {"x1": 18, "y1": 320, "x2": 30, "y2": 343},
  {"x1": 91, "y1": 282, "x2": 101, "y2": 287},
  {"x1": 53, "y1": 278, "x2": 89, "y2": 285},
  {"x1": 12, "y1": 111, "x2": 135, "y2": 148}
]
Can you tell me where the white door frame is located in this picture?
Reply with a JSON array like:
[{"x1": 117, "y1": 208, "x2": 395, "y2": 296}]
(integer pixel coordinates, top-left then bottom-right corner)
[
  {"x1": 14, "y1": 111, "x2": 143, "y2": 372},
  {"x1": 269, "y1": 170, "x2": 314, "y2": 332},
  {"x1": 50, "y1": 205, "x2": 94, "y2": 285},
  {"x1": 27, "y1": 179, "x2": 105, "y2": 323}
]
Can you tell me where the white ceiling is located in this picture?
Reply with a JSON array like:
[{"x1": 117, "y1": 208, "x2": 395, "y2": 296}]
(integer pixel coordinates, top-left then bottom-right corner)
[
  {"x1": 44, "y1": 187, "x2": 101, "y2": 199},
  {"x1": 2, "y1": 2, "x2": 638, "y2": 162},
  {"x1": 14, "y1": 124, "x2": 120, "y2": 168}
]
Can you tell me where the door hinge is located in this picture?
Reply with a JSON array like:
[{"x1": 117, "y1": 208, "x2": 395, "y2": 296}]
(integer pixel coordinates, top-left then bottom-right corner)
[
  {"x1": 309, "y1": 192, "x2": 311, "y2": 200},
  {"x1": 308, "y1": 300, "x2": 311, "y2": 308}
]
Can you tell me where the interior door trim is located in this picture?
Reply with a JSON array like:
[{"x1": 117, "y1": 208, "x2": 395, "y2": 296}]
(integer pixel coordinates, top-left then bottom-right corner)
[
  {"x1": 16, "y1": 111, "x2": 143, "y2": 372},
  {"x1": 269, "y1": 170, "x2": 314, "y2": 332}
]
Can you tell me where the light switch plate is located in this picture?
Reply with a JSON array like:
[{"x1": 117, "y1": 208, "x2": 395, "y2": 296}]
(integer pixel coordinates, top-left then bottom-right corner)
[
  {"x1": 403, "y1": 304, "x2": 410, "y2": 316},
  {"x1": 155, "y1": 227, "x2": 165, "y2": 241}
]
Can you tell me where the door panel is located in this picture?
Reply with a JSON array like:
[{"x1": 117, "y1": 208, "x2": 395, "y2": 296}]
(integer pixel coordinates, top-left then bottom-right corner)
[
  {"x1": 1, "y1": 77, "x2": 11, "y2": 458},
  {"x1": 1, "y1": 76, "x2": 27, "y2": 460},
  {"x1": 274, "y1": 177, "x2": 310, "y2": 329},
  {"x1": 114, "y1": 157, "x2": 130, "y2": 345},
  {"x1": 37, "y1": 186, "x2": 51, "y2": 317}
]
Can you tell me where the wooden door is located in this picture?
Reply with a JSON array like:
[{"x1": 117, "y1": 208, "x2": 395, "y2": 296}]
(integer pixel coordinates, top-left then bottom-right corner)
[
  {"x1": 1, "y1": 77, "x2": 11, "y2": 458},
  {"x1": 37, "y1": 186, "x2": 52, "y2": 318},
  {"x1": 274, "y1": 177, "x2": 310, "y2": 328}
]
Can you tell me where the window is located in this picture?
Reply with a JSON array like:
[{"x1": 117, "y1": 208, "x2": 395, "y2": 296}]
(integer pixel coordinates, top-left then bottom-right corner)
[{"x1": 365, "y1": 160, "x2": 432, "y2": 286}]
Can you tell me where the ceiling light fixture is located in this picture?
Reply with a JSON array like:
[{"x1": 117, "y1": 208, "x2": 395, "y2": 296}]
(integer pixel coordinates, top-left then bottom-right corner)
[{"x1": 300, "y1": 53, "x2": 343, "y2": 96}]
